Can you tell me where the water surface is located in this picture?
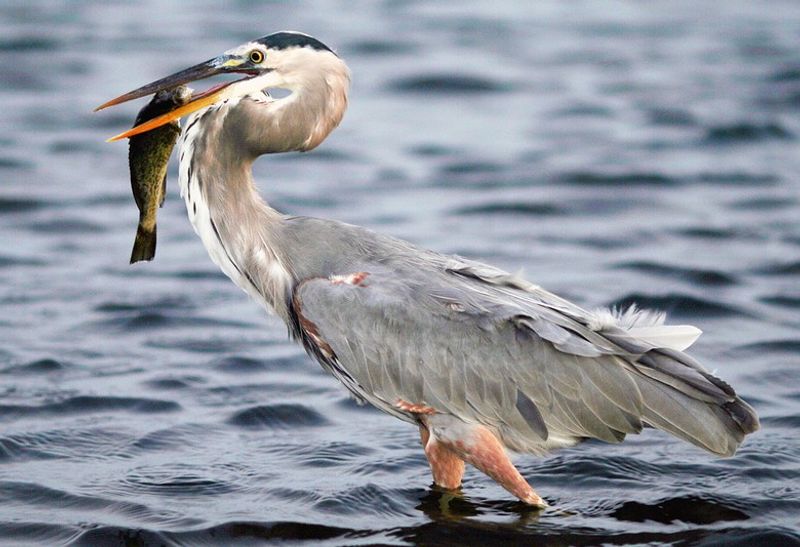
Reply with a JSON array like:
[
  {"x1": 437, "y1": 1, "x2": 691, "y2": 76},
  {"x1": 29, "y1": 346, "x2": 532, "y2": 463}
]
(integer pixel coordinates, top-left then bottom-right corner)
[{"x1": 1, "y1": 1, "x2": 799, "y2": 545}]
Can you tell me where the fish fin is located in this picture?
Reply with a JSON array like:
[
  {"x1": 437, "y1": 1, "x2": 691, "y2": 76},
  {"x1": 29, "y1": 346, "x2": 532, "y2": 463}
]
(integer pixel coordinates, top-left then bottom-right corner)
[
  {"x1": 130, "y1": 223, "x2": 156, "y2": 263},
  {"x1": 159, "y1": 174, "x2": 167, "y2": 208}
]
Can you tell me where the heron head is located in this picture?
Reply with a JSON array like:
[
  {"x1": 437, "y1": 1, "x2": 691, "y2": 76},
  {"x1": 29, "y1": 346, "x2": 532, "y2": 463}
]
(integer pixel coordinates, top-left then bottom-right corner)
[{"x1": 96, "y1": 31, "x2": 345, "y2": 142}]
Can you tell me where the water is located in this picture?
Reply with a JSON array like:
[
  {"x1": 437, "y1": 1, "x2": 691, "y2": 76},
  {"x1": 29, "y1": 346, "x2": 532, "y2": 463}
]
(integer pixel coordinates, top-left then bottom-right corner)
[{"x1": 2, "y1": 1, "x2": 800, "y2": 545}]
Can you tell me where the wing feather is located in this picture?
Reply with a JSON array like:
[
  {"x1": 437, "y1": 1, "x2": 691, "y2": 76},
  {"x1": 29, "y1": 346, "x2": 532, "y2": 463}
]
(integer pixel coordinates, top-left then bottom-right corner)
[{"x1": 292, "y1": 259, "x2": 756, "y2": 456}]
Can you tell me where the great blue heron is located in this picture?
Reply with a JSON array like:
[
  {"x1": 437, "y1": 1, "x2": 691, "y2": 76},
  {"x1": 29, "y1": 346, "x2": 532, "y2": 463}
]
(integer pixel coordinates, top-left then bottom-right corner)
[{"x1": 96, "y1": 32, "x2": 759, "y2": 508}]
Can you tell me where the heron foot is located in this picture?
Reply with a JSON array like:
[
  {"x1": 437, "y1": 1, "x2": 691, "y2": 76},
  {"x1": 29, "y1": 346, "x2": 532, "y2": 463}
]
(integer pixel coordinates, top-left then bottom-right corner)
[
  {"x1": 460, "y1": 425, "x2": 547, "y2": 508},
  {"x1": 420, "y1": 417, "x2": 547, "y2": 509}
]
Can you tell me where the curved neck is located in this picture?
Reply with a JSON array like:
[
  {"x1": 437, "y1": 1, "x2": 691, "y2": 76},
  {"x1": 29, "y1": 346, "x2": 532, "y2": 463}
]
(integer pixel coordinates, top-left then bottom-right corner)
[
  {"x1": 178, "y1": 60, "x2": 349, "y2": 319},
  {"x1": 181, "y1": 122, "x2": 291, "y2": 317}
]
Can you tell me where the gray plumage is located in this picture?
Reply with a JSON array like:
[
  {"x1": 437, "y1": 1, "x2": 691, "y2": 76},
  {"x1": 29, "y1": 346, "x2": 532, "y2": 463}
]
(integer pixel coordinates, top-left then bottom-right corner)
[
  {"x1": 283, "y1": 218, "x2": 757, "y2": 457},
  {"x1": 98, "y1": 31, "x2": 759, "y2": 505}
]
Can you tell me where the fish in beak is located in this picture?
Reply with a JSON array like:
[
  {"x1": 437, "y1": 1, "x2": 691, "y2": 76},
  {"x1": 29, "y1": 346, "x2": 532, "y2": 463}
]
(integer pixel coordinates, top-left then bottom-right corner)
[{"x1": 95, "y1": 54, "x2": 262, "y2": 142}]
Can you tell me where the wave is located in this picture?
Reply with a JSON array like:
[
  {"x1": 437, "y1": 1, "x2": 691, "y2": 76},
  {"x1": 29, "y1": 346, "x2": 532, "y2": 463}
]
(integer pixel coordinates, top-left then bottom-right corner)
[
  {"x1": 0, "y1": 357, "x2": 67, "y2": 375},
  {"x1": 609, "y1": 292, "x2": 747, "y2": 318},
  {"x1": 227, "y1": 404, "x2": 329, "y2": 429},
  {"x1": 388, "y1": 73, "x2": 511, "y2": 94},
  {"x1": 452, "y1": 201, "x2": 565, "y2": 217},
  {"x1": 703, "y1": 122, "x2": 794, "y2": 143},
  {"x1": 614, "y1": 260, "x2": 737, "y2": 286},
  {"x1": 0, "y1": 396, "x2": 180, "y2": 421}
]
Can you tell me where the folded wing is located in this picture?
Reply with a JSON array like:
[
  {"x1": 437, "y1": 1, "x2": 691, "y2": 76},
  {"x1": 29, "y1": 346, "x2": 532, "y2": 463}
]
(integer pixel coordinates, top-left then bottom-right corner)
[{"x1": 291, "y1": 260, "x2": 758, "y2": 457}]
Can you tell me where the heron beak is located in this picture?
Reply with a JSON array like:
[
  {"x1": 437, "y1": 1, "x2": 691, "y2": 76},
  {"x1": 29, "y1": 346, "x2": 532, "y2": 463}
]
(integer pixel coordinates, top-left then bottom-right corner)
[{"x1": 95, "y1": 55, "x2": 258, "y2": 142}]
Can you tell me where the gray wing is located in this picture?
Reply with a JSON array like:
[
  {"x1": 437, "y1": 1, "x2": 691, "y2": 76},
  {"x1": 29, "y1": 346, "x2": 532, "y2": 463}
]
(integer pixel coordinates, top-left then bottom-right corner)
[{"x1": 291, "y1": 260, "x2": 757, "y2": 456}]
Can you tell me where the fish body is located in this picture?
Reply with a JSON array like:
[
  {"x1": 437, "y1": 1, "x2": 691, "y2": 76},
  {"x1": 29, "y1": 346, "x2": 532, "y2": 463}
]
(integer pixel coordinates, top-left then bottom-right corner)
[{"x1": 128, "y1": 86, "x2": 191, "y2": 263}]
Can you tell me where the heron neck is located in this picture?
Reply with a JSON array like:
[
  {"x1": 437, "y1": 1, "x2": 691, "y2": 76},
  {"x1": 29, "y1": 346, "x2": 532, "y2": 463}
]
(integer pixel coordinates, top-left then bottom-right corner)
[
  {"x1": 180, "y1": 109, "x2": 293, "y2": 319},
  {"x1": 179, "y1": 66, "x2": 349, "y2": 318}
]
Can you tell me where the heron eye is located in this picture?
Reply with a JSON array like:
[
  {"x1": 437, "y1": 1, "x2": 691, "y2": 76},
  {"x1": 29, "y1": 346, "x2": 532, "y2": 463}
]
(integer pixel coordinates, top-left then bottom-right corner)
[{"x1": 249, "y1": 50, "x2": 265, "y2": 64}]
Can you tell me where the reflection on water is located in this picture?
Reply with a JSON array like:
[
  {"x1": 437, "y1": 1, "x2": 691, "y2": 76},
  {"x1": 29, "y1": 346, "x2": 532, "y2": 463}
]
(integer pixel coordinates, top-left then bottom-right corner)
[{"x1": 1, "y1": 0, "x2": 800, "y2": 545}]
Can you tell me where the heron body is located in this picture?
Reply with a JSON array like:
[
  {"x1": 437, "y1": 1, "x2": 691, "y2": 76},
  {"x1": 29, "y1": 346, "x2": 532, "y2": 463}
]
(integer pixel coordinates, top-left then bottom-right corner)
[{"x1": 98, "y1": 32, "x2": 759, "y2": 507}]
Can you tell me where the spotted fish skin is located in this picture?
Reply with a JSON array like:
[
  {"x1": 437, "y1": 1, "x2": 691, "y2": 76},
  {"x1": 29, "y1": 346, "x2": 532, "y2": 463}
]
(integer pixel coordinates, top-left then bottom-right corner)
[{"x1": 128, "y1": 86, "x2": 191, "y2": 263}]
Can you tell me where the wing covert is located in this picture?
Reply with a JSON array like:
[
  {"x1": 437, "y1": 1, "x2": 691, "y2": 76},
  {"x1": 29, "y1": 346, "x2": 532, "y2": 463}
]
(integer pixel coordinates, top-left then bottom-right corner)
[{"x1": 291, "y1": 266, "x2": 651, "y2": 453}]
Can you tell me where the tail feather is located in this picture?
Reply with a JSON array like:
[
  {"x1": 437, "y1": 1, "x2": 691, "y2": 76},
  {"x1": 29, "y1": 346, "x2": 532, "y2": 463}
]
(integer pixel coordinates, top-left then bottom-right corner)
[
  {"x1": 631, "y1": 348, "x2": 759, "y2": 457},
  {"x1": 130, "y1": 223, "x2": 156, "y2": 263}
]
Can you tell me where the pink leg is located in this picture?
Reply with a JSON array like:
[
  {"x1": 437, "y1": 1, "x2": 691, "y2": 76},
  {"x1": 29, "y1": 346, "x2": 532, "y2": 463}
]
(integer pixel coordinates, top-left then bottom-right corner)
[
  {"x1": 398, "y1": 400, "x2": 545, "y2": 507},
  {"x1": 419, "y1": 426, "x2": 465, "y2": 490},
  {"x1": 454, "y1": 425, "x2": 547, "y2": 508}
]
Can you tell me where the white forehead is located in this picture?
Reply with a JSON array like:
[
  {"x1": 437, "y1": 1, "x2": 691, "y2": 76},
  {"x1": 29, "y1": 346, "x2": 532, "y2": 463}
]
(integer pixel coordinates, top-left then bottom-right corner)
[
  {"x1": 225, "y1": 41, "x2": 265, "y2": 56},
  {"x1": 223, "y1": 40, "x2": 337, "y2": 71}
]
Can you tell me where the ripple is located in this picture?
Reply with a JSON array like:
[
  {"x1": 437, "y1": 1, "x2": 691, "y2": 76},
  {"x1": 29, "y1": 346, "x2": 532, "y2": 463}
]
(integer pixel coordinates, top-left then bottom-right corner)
[
  {"x1": 121, "y1": 464, "x2": 237, "y2": 496},
  {"x1": 0, "y1": 358, "x2": 66, "y2": 375},
  {"x1": 0, "y1": 427, "x2": 133, "y2": 462},
  {"x1": 0, "y1": 36, "x2": 60, "y2": 51},
  {"x1": 770, "y1": 66, "x2": 800, "y2": 82},
  {"x1": 294, "y1": 441, "x2": 374, "y2": 468},
  {"x1": 24, "y1": 217, "x2": 103, "y2": 234},
  {"x1": 552, "y1": 103, "x2": 612, "y2": 118},
  {"x1": 130, "y1": 423, "x2": 219, "y2": 452},
  {"x1": 147, "y1": 336, "x2": 246, "y2": 354},
  {"x1": 746, "y1": 367, "x2": 800, "y2": 386},
  {"x1": 171, "y1": 268, "x2": 228, "y2": 280},
  {"x1": 440, "y1": 160, "x2": 504, "y2": 175},
  {"x1": 694, "y1": 172, "x2": 780, "y2": 185},
  {"x1": 48, "y1": 139, "x2": 101, "y2": 154},
  {"x1": 0, "y1": 396, "x2": 180, "y2": 420},
  {"x1": 0, "y1": 522, "x2": 80, "y2": 546},
  {"x1": 346, "y1": 39, "x2": 416, "y2": 56},
  {"x1": 555, "y1": 171, "x2": 679, "y2": 187},
  {"x1": 143, "y1": 375, "x2": 207, "y2": 390},
  {"x1": 314, "y1": 484, "x2": 417, "y2": 517},
  {"x1": 0, "y1": 196, "x2": 48, "y2": 213},
  {"x1": 0, "y1": 254, "x2": 46, "y2": 267},
  {"x1": 674, "y1": 226, "x2": 754, "y2": 240},
  {"x1": 212, "y1": 355, "x2": 287, "y2": 373},
  {"x1": 354, "y1": 453, "x2": 426, "y2": 477},
  {"x1": 613, "y1": 260, "x2": 737, "y2": 286},
  {"x1": 100, "y1": 311, "x2": 176, "y2": 330},
  {"x1": 409, "y1": 143, "x2": 460, "y2": 157},
  {"x1": 93, "y1": 311, "x2": 251, "y2": 332},
  {"x1": 227, "y1": 404, "x2": 329, "y2": 429},
  {"x1": 94, "y1": 295, "x2": 194, "y2": 313},
  {"x1": 1, "y1": 486, "x2": 198, "y2": 541},
  {"x1": 430, "y1": 161, "x2": 525, "y2": 189},
  {"x1": 610, "y1": 292, "x2": 746, "y2": 319},
  {"x1": 0, "y1": 480, "x2": 176, "y2": 523},
  {"x1": 703, "y1": 122, "x2": 794, "y2": 143},
  {"x1": 452, "y1": 201, "x2": 565, "y2": 217},
  {"x1": 0, "y1": 435, "x2": 59, "y2": 462},
  {"x1": 566, "y1": 197, "x2": 652, "y2": 215},
  {"x1": 755, "y1": 260, "x2": 800, "y2": 275},
  {"x1": 388, "y1": 74, "x2": 511, "y2": 94},
  {"x1": 760, "y1": 295, "x2": 800, "y2": 309},
  {"x1": 760, "y1": 415, "x2": 800, "y2": 429},
  {"x1": 736, "y1": 339, "x2": 800, "y2": 354},
  {"x1": 540, "y1": 453, "x2": 667, "y2": 486},
  {"x1": 728, "y1": 196, "x2": 797, "y2": 211},
  {"x1": 0, "y1": 156, "x2": 33, "y2": 169},
  {"x1": 646, "y1": 107, "x2": 698, "y2": 126}
]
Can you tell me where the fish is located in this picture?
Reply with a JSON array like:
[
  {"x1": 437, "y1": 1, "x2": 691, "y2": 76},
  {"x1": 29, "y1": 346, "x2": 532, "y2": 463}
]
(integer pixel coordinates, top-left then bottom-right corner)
[{"x1": 127, "y1": 86, "x2": 192, "y2": 263}]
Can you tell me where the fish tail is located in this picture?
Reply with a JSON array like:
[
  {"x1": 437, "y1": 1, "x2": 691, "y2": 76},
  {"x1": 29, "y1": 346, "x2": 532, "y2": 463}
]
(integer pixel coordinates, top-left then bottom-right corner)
[{"x1": 130, "y1": 223, "x2": 157, "y2": 263}]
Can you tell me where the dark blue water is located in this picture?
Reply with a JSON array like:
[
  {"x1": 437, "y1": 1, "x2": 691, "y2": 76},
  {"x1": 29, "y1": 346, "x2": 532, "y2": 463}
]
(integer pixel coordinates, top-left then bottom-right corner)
[{"x1": 2, "y1": 1, "x2": 800, "y2": 545}]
